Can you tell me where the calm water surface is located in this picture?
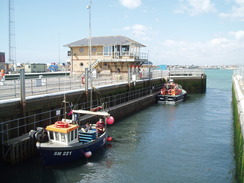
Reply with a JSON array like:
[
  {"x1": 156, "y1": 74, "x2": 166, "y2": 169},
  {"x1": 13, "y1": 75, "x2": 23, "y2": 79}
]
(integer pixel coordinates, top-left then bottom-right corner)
[{"x1": 1, "y1": 69, "x2": 236, "y2": 183}]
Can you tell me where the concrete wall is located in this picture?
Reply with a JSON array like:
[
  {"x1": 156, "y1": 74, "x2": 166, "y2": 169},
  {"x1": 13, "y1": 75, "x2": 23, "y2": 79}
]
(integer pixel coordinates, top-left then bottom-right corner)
[{"x1": 233, "y1": 75, "x2": 244, "y2": 183}]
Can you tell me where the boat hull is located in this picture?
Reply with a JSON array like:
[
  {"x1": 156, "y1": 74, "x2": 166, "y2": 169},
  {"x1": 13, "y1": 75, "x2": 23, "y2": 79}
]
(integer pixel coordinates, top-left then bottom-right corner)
[
  {"x1": 37, "y1": 133, "x2": 107, "y2": 167},
  {"x1": 157, "y1": 90, "x2": 187, "y2": 104}
]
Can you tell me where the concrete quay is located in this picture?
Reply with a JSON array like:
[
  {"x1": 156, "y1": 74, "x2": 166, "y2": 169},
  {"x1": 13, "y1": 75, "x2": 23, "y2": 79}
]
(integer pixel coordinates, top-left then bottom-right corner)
[
  {"x1": 233, "y1": 75, "x2": 244, "y2": 133},
  {"x1": 232, "y1": 68, "x2": 244, "y2": 183}
]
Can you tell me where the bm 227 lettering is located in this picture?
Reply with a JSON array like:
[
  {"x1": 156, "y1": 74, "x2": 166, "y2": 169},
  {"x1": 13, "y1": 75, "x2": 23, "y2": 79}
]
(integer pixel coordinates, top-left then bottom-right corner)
[{"x1": 54, "y1": 151, "x2": 72, "y2": 156}]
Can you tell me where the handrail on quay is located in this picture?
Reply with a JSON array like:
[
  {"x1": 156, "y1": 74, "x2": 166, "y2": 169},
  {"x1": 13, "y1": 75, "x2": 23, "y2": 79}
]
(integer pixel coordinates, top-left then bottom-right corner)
[
  {"x1": 0, "y1": 69, "x2": 204, "y2": 101},
  {"x1": 0, "y1": 85, "x2": 161, "y2": 146},
  {"x1": 0, "y1": 68, "x2": 205, "y2": 144}
]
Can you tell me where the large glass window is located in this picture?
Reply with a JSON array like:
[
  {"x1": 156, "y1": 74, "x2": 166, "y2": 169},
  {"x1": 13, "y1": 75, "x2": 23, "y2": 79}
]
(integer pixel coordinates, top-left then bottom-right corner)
[
  {"x1": 103, "y1": 46, "x2": 112, "y2": 56},
  {"x1": 122, "y1": 45, "x2": 129, "y2": 52}
]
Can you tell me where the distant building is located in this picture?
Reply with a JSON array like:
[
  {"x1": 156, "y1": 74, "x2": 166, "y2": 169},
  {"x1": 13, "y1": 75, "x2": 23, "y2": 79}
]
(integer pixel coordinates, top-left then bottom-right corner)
[
  {"x1": 0, "y1": 52, "x2": 5, "y2": 63},
  {"x1": 64, "y1": 35, "x2": 149, "y2": 77},
  {"x1": 24, "y1": 63, "x2": 47, "y2": 73}
]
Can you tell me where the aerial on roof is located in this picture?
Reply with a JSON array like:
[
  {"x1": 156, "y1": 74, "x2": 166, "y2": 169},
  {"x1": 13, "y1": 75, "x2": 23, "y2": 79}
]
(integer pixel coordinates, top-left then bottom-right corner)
[{"x1": 64, "y1": 35, "x2": 146, "y2": 47}]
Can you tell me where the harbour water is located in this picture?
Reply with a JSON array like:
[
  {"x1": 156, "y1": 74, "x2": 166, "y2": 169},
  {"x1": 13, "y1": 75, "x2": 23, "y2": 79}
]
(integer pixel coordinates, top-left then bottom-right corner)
[{"x1": 1, "y1": 69, "x2": 236, "y2": 183}]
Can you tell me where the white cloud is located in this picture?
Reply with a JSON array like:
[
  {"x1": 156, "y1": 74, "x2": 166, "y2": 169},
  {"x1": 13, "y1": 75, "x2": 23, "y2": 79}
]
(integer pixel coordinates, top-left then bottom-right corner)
[
  {"x1": 219, "y1": 0, "x2": 244, "y2": 21},
  {"x1": 123, "y1": 24, "x2": 149, "y2": 37},
  {"x1": 210, "y1": 37, "x2": 229, "y2": 46},
  {"x1": 175, "y1": 0, "x2": 216, "y2": 16},
  {"x1": 120, "y1": 0, "x2": 141, "y2": 9},
  {"x1": 148, "y1": 34, "x2": 244, "y2": 65},
  {"x1": 236, "y1": 0, "x2": 244, "y2": 5},
  {"x1": 229, "y1": 30, "x2": 244, "y2": 40}
]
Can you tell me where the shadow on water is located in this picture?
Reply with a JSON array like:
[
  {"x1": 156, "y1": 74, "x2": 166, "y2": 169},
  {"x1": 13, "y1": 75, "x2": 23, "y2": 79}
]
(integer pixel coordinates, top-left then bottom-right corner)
[{"x1": 1, "y1": 145, "x2": 112, "y2": 183}]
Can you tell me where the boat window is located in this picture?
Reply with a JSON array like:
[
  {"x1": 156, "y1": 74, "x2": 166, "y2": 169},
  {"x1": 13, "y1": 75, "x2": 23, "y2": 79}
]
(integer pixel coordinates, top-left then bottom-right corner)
[
  {"x1": 71, "y1": 130, "x2": 74, "y2": 141},
  {"x1": 55, "y1": 132, "x2": 59, "y2": 141},
  {"x1": 68, "y1": 133, "x2": 70, "y2": 142},
  {"x1": 61, "y1": 133, "x2": 66, "y2": 142},
  {"x1": 49, "y1": 131, "x2": 54, "y2": 140},
  {"x1": 75, "y1": 129, "x2": 78, "y2": 139}
]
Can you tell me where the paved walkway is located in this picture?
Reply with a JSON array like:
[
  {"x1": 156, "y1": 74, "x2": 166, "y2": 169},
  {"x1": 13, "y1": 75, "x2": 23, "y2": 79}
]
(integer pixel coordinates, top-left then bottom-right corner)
[{"x1": 0, "y1": 76, "x2": 129, "y2": 101}]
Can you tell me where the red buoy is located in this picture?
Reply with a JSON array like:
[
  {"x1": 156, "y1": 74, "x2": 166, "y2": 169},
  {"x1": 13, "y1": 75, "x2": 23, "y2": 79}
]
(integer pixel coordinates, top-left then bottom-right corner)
[
  {"x1": 84, "y1": 151, "x2": 92, "y2": 158},
  {"x1": 106, "y1": 116, "x2": 114, "y2": 125},
  {"x1": 107, "y1": 136, "x2": 113, "y2": 142}
]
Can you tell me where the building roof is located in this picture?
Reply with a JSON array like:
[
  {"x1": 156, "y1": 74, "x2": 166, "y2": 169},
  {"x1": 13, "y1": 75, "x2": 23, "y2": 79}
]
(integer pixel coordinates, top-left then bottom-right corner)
[{"x1": 64, "y1": 35, "x2": 146, "y2": 48}]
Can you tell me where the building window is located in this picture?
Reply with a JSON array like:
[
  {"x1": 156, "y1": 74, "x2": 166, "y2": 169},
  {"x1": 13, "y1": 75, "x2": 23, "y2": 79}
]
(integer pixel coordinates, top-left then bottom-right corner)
[
  {"x1": 122, "y1": 45, "x2": 129, "y2": 52},
  {"x1": 103, "y1": 46, "x2": 112, "y2": 56},
  {"x1": 92, "y1": 47, "x2": 96, "y2": 52},
  {"x1": 79, "y1": 48, "x2": 84, "y2": 53},
  {"x1": 80, "y1": 63, "x2": 84, "y2": 67}
]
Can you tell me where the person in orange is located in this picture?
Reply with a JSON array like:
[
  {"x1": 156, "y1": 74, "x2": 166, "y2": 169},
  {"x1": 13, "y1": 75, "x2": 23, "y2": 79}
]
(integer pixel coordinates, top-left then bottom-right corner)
[{"x1": 0, "y1": 69, "x2": 5, "y2": 80}]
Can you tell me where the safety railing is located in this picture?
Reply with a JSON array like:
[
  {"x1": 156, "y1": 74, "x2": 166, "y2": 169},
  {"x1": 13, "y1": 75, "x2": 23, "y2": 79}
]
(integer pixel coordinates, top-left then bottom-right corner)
[
  {"x1": 0, "y1": 69, "x2": 204, "y2": 101},
  {"x1": 234, "y1": 65, "x2": 244, "y2": 81},
  {"x1": 0, "y1": 85, "x2": 161, "y2": 145},
  {"x1": 169, "y1": 69, "x2": 205, "y2": 77}
]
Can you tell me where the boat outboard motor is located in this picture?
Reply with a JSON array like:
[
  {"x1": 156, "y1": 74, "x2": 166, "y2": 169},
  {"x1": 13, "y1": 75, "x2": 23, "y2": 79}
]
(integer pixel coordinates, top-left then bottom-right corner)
[{"x1": 29, "y1": 127, "x2": 49, "y2": 143}]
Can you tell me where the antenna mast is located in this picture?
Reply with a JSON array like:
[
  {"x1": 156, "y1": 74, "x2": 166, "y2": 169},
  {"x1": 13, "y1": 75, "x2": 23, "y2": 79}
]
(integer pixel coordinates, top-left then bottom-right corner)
[{"x1": 8, "y1": 0, "x2": 16, "y2": 71}]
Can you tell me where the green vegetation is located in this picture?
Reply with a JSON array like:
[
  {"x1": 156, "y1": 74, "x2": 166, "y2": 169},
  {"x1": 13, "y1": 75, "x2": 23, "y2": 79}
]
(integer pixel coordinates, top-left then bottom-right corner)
[{"x1": 233, "y1": 86, "x2": 244, "y2": 183}]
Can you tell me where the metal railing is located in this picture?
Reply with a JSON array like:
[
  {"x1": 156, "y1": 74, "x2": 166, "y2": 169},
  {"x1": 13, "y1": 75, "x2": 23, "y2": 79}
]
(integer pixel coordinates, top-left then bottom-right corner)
[
  {"x1": 234, "y1": 65, "x2": 244, "y2": 80},
  {"x1": 97, "y1": 51, "x2": 148, "y2": 60},
  {"x1": 0, "y1": 75, "x2": 128, "y2": 100},
  {"x1": 0, "y1": 69, "x2": 205, "y2": 101},
  {"x1": 169, "y1": 69, "x2": 205, "y2": 77},
  {"x1": 0, "y1": 85, "x2": 161, "y2": 145}
]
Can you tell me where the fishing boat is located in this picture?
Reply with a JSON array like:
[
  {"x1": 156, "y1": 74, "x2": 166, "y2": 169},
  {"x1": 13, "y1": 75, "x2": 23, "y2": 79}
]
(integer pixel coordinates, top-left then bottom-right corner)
[
  {"x1": 157, "y1": 79, "x2": 187, "y2": 104},
  {"x1": 29, "y1": 104, "x2": 114, "y2": 167},
  {"x1": 28, "y1": 0, "x2": 116, "y2": 166}
]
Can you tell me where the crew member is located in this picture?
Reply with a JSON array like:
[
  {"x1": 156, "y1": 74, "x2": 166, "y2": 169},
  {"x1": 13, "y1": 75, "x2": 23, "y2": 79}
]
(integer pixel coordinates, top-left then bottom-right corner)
[{"x1": 96, "y1": 119, "x2": 105, "y2": 136}]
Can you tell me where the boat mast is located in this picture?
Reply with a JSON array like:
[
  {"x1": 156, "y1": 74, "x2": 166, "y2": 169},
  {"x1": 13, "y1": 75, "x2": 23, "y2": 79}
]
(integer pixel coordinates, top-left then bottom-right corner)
[
  {"x1": 87, "y1": 0, "x2": 93, "y2": 110},
  {"x1": 63, "y1": 94, "x2": 67, "y2": 121}
]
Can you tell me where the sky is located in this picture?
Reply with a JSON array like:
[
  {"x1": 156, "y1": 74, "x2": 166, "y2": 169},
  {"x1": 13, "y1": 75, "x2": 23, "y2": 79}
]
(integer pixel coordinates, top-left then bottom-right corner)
[{"x1": 0, "y1": 0, "x2": 244, "y2": 66}]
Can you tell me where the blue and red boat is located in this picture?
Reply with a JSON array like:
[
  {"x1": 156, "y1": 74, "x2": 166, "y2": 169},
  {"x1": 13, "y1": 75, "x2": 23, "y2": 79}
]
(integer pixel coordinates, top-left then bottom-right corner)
[{"x1": 29, "y1": 109, "x2": 114, "y2": 167}]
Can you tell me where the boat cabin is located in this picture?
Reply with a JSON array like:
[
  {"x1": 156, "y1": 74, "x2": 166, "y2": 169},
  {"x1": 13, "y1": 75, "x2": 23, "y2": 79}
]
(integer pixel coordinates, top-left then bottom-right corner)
[{"x1": 46, "y1": 123, "x2": 79, "y2": 145}]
